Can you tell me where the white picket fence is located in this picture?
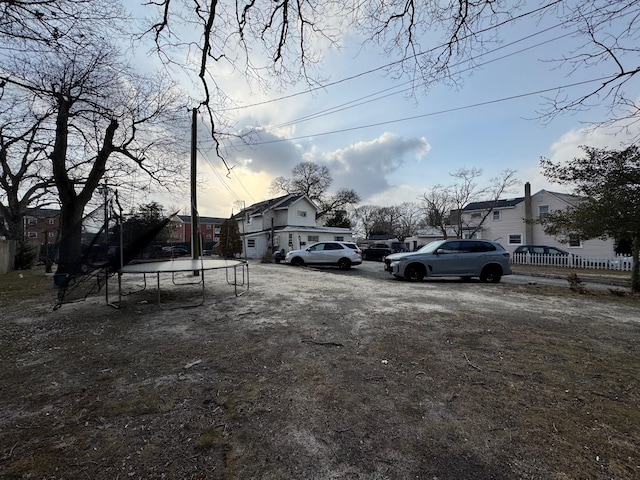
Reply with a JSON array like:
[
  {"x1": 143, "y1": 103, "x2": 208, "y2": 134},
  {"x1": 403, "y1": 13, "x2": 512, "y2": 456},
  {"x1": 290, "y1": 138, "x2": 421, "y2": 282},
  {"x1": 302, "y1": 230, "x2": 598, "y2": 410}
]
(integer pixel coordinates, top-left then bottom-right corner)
[{"x1": 510, "y1": 253, "x2": 634, "y2": 271}]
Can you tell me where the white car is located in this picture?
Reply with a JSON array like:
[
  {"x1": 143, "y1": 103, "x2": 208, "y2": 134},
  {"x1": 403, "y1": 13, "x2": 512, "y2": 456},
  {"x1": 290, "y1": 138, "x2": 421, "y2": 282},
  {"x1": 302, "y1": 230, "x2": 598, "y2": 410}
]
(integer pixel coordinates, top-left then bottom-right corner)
[
  {"x1": 384, "y1": 239, "x2": 512, "y2": 282},
  {"x1": 285, "y1": 241, "x2": 362, "y2": 270}
]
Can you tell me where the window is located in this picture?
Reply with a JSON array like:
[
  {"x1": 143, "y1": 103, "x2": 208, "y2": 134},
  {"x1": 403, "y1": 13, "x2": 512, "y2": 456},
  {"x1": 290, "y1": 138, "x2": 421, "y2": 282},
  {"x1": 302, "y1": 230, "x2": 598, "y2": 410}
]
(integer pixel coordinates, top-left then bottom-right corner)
[
  {"x1": 492, "y1": 210, "x2": 501, "y2": 221},
  {"x1": 470, "y1": 212, "x2": 481, "y2": 219},
  {"x1": 308, "y1": 235, "x2": 319, "y2": 243},
  {"x1": 297, "y1": 210, "x2": 307, "y2": 217},
  {"x1": 568, "y1": 234, "x2": 581, "y2": 247},
  {"x1": 206, "y1": 224, "x2": 211, "y2": 230},
  {"x1": 439, "y1": 241, "x2": 462, "y2": 253},
  {"x1": 538, "y1": 205, "x2": 550, "y2": 218},
  {"x1": 247, "y1": 239, "x2": 256, "y2": 248},
  {"x1": 48, "y1": 218, "x2": 55, "y2": 225},
  {"x1": 27, "y1": 218, "x2": 37, "y2": 225},
  {"x1": 508, "y1": 234, "x2": 522, "y2": 245},
  {"x1": 28, "y1": 231, "x2": 37, "y2": 238},
  {"x1": 334, "y1": 236, "x2": 344, "y2": 241},
  {"x1": 205, "y1": 234, "x2": 212, "y2": 240},
  {"x1": 48, "y1": 232, "x2": 55, "y2": 237}
]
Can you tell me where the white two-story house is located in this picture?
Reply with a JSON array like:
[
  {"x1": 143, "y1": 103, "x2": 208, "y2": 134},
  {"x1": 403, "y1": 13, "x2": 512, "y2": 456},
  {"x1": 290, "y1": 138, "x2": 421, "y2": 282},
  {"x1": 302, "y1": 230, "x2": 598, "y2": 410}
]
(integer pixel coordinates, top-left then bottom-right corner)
[
  {"x1": 461, "y1": 182, "x2": 617, "y2": 257},
  {"x1": 234, "y1": 194, "x2": 355, "y2": 259}
]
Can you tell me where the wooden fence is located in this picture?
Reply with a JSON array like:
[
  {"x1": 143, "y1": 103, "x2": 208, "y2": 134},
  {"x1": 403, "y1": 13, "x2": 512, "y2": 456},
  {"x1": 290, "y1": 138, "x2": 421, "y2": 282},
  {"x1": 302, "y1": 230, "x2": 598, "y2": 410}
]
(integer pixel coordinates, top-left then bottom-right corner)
[
  {"x1": 511, "y1": 252, "x2": 633, "y2": 271},
  {"x1": 0, "y1": 240, "x2": 17, "y2": 275}
]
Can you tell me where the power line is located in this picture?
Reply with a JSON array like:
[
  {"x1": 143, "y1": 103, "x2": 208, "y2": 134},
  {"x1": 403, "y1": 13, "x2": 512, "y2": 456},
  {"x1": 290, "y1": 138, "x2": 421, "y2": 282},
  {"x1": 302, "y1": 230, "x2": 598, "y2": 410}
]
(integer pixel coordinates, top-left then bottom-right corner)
[
  {"x1": 197, "y1": 147, "x2": 245, "y2": 204},
  {"x1": 234, "y1": 75, "x2": 618, "y2": 147},
  {"x1": 261, "y1": 2, "x2": 639, "y2": 131},
  {"x1": 272, "y1": 26, "x2": 577, "y2": 131}
]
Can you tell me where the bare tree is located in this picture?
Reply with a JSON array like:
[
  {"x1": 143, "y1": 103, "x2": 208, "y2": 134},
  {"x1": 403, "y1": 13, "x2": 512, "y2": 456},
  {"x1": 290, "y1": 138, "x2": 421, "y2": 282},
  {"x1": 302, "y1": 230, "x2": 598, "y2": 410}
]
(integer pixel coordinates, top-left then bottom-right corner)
[
  {"x1": 464, "y1": 169, "x2": 519, "y2": 238},
  {"x1": 420, "y1": 168, "x2": 518, "y2": 238},
  {"x1": 139, "y1": 1, "x2": 640, "y2": 140},
  {"x1": 271, "y1": 162, "x2": 361, "y2": 219},
  {"x1": 448, "y1": 167, "x2": 485, "y2": 238},
  {"x1": 352, "y1": 205, "x2": 380, "y2": 239},
  {"x1": 395, "y1": 202, "x2": 423, "y2": 241},
  {"x1": 1, "y1": 13, "x2": 188, "y2": 276},
  {"x1": 0, "y1": 93, "x2": 56, "y2": 241},
  {"x1": 420, "y1": 184, "x2": 454, "y2": 238}
]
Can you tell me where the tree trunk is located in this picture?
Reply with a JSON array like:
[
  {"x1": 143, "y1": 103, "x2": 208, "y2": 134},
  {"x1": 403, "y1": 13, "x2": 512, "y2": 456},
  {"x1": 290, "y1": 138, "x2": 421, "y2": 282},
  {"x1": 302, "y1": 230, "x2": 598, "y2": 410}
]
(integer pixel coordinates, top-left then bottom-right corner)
[{"x1": 55, "y1": 203, "x2": 84, "y2": 277}]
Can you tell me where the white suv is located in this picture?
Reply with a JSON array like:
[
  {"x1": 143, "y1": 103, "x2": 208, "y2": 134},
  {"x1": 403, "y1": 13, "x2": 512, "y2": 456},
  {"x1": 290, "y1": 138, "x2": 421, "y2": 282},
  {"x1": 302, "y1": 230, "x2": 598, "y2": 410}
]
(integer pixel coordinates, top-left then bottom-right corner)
[{"x1": 285, "y1": 241, "x2": 362, "y2": 270}]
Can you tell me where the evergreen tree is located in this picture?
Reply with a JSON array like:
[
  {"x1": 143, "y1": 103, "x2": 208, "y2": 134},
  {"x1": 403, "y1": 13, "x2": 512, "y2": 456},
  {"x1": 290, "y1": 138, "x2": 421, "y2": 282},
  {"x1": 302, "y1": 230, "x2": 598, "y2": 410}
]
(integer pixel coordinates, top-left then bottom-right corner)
[
  {"x1": 540, "y1": 145, "x2": 640, "y2": 292},
  {"x1": 218, "y1": 218, "x2": 242, "y2": 258}
]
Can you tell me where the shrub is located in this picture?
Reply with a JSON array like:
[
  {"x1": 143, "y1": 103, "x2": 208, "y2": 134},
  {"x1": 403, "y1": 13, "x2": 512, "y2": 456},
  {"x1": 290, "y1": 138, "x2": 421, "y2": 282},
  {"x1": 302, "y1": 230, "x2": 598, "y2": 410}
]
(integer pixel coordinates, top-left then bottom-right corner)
[{"x1": 14, "y1": 239, "x2": 38, "y2": 270}]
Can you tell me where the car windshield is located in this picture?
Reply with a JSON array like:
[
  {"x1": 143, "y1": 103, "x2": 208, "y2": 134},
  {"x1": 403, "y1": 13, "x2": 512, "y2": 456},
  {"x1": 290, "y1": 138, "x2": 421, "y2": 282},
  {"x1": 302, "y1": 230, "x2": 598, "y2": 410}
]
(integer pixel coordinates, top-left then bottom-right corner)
[{"x1": 417, "y1": 240, "x2": 446, "y2": 253}]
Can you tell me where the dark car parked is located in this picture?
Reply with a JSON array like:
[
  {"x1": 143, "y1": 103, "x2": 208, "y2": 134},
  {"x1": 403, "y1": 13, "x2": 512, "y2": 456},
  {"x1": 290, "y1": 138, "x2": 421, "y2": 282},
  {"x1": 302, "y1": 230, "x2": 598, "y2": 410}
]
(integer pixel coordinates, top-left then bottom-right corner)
[
  {"x1": 361, "y1": 243, "x2": 393, "y2": 261},
  {"x1": 513, "y1": 245, "x2": 569, "y2": 255}
]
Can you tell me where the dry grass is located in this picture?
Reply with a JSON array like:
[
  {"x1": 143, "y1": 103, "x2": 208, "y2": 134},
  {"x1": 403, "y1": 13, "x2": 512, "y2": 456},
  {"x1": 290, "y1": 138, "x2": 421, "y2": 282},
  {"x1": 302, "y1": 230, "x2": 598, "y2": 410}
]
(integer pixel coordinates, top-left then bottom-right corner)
[{"x1": 1, "y1": 264, "x2": 639, "y2": 479}]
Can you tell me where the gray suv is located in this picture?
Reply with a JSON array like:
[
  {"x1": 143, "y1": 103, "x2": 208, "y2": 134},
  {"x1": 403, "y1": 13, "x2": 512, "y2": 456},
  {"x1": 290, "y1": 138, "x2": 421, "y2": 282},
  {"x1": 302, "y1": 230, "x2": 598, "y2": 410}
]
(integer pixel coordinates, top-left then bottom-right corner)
[{"x1": 384, "y1": 239, "x2": 512, "y2": 282}]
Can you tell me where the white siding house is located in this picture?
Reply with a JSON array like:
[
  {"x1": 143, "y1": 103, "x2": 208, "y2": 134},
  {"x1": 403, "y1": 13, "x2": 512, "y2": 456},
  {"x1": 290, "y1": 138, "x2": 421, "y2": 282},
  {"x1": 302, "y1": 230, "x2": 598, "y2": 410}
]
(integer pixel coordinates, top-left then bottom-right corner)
[
  {"x1": 461, "y1": 183, "x2": 616, "y2": 257},
  {"x1": 234, "y1": 194, "x2": 355, "y2": 259}
]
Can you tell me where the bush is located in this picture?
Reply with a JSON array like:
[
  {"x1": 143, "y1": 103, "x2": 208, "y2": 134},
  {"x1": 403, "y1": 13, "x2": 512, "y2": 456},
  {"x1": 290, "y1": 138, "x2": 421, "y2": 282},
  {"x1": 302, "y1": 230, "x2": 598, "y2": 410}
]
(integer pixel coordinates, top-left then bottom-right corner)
[{"x1": 14, "y1": 240, "x2": 38, "y2": 270}]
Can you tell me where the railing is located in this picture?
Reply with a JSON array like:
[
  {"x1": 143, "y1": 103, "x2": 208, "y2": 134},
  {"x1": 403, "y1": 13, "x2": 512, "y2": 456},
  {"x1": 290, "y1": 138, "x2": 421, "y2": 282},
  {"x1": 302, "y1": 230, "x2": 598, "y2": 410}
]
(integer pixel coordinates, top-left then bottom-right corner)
[{"x1": 510, "y1": 253, "x2": 634, "y2": 271}]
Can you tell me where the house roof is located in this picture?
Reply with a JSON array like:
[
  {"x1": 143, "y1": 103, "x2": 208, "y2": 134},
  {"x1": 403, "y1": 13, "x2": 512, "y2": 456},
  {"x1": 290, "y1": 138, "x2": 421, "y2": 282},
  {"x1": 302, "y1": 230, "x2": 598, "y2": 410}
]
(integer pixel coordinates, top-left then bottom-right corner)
[
  {"x1": 463, "y1": 197, "x2": 525, "y2": 211},
  {"x1": 25, "y1": 208, "x2": 61, "y2": 218},
  {"x1": 463, "y1": 188, "x2": 583, "y2": 212},
  {"x1": 232, "y1": 194, "x2": 317, "y2": 219},
  {"x1": 543, "y1": 190, "x2": 582, "y2": 206},
  {"x1": 177, "y1": 215, "x2": 227, "y2": 224}
]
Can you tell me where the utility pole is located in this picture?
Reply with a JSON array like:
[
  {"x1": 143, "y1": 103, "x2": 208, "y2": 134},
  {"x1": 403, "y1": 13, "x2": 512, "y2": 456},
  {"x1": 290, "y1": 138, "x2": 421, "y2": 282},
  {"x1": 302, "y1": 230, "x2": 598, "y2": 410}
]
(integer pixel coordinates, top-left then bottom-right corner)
[{"x1": 191, "y1": 108, "x2": 201, "y2": 263}]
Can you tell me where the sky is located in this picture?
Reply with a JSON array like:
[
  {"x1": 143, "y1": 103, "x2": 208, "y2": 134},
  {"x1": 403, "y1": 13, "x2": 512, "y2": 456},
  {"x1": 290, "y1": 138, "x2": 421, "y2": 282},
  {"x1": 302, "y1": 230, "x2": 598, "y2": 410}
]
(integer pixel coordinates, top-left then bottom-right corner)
[{"x1": 136, "y1": 1, "x2": 640, "y2": 219}]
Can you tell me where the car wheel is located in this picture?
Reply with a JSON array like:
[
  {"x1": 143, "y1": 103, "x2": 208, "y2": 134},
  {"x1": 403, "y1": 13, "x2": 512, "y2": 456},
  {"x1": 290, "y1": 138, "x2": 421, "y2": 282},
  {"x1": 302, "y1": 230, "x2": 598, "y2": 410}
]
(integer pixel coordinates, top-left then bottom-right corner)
[
  {"x1": 404, "y1": 263, "x2": 424, "y2": 282},
  {"x1": 480, "y1": 265, "x2": 502, "y2": 283},
  {"x1": 291, "y1": 257, "x2": 304, "y2": 267},
  {"x1": 338, "y1": 258, "x2": 352, "y2": 270}
]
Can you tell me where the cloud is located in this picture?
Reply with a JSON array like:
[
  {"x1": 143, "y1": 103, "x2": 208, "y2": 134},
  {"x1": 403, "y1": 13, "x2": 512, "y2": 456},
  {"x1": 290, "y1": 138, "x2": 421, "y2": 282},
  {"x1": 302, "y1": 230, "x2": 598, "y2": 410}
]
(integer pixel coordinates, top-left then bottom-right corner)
[
  {"x1": 316, "y1": 132, "x2": 431, "y2": 199},
  {"x1": 225, "y1": 128, "x2": 304, "y2": 177}
]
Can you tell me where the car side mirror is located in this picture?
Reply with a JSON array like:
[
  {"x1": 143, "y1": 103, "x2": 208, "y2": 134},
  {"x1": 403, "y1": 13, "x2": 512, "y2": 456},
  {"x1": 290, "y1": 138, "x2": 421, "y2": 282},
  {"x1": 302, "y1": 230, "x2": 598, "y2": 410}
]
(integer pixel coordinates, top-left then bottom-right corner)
[{"x1": 435, "y1": 248, "x2": 444, "y2": 255}]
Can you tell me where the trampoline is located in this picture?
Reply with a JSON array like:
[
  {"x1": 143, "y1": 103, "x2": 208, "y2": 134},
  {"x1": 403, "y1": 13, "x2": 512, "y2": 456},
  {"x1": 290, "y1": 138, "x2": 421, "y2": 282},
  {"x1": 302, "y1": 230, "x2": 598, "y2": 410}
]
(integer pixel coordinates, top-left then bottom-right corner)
[{"x1": 109, "y1": 258, "x2": 249, "y2": 309}]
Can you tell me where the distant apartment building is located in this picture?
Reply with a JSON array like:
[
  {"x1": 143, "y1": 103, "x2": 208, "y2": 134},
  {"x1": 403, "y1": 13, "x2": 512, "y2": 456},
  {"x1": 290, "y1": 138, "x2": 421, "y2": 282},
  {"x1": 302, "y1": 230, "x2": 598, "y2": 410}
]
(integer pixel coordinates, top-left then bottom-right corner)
[{"x1": 23, "y1": 208, "x2": 61, "y2": 245}]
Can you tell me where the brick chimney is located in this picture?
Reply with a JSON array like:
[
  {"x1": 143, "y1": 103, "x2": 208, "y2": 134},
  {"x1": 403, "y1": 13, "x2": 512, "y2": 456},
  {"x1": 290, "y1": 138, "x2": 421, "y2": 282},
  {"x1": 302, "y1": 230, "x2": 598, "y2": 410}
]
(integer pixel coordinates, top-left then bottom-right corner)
[{"x1": 524, "y1": 182, "x2": 533, "y2": 244}]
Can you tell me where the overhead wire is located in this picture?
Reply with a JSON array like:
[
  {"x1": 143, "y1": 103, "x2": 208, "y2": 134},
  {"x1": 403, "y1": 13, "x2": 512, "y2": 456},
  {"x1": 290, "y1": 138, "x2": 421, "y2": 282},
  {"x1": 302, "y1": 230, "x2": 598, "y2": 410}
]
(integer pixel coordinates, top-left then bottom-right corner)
[
  {"x1": 197, "y1": 146, "x2": 245, "y2": 204},
  {"x1": 237, "y1": 75, "x2": 621, "y2": 146},
  {"x1": 272, "y1": 25, "x2": 577, "y2": 131},
  {"x1": 215, "y1": 2, "x2": 639, "y2": 147}
]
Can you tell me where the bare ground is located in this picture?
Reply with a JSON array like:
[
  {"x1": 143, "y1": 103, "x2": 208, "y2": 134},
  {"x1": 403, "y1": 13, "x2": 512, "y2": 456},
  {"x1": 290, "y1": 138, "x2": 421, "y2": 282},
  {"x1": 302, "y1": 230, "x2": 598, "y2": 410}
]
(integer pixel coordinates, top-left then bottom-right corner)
[{"x1": 1, "y1": 262, "x2": 639, "y2": 479}]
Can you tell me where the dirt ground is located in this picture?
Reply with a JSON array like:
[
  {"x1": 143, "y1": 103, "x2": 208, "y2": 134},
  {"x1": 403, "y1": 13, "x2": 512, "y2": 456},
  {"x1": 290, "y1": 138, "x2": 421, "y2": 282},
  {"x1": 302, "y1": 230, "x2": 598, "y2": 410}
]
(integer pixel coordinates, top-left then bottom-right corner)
[{"x1": 1, "y1": 262, "x2": 639, "y2": 479}]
